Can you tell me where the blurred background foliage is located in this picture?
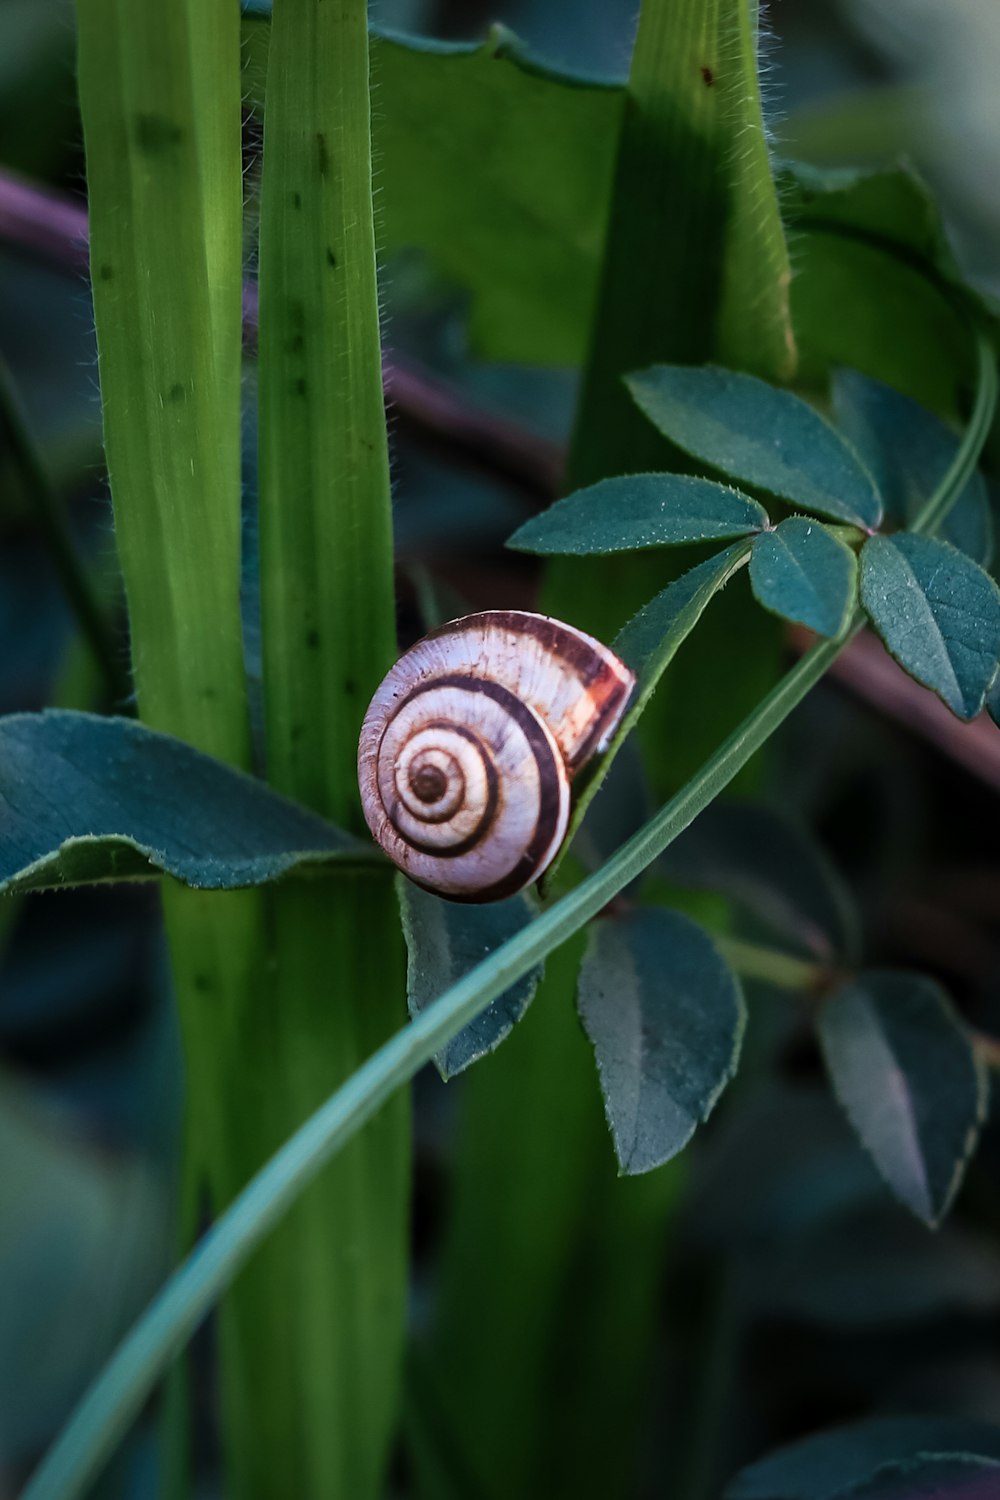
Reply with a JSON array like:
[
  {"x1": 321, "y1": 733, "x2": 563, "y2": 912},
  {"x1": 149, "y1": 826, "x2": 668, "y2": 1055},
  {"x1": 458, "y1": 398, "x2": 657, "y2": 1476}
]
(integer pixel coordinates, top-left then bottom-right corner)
[{"x1": 1, "y1": 0, "x2": 1000, "y2": 1496}]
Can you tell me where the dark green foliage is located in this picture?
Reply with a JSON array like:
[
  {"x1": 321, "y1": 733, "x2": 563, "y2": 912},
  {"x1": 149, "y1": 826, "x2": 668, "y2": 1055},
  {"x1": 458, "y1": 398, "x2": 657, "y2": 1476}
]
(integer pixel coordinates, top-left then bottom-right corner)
[
  {"x1": 244, "y1": 19, "x2": 623, "y2": 367},
  {"x1": 577, "y1": 907, "x2": 744, "y2": 1174},
  {"x1": 627, "y1": 364, "x2": 883, "y2": 529},
  {"x1": 660, "y1": 802, "x2": 859, "y2": 962},
  {"x1": 398, "y1": 881, "x2": 541, "y2": 1079},
  {"x1": 0, "y1": 710, "x2": 368, "y2": 895},
  {"x1": 859, "y1": 533, "x2": 1000, "y2": 719},
  {"x1": 832, "y1": 368, "x2": 993, "y2": 564},
  {"x1": 817, "y1": 971, "x2": 987, "y2": 1225},
  {"x1": 750, "y1": 518, "x2": 857, "y2": 637},
  {"x1": 726, "y1": 1415, "x2": 1000, "y2": 1499},
  {"x1": 508, "y1": 473, "x2": 767, "y2": 555}
]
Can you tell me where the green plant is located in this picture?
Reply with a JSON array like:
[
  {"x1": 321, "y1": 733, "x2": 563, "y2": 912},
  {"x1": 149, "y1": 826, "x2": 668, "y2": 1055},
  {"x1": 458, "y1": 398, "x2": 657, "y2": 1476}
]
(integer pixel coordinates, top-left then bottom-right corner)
[{"x1": 4, "y1": 1, "x2": 1000, "y2": 1499}]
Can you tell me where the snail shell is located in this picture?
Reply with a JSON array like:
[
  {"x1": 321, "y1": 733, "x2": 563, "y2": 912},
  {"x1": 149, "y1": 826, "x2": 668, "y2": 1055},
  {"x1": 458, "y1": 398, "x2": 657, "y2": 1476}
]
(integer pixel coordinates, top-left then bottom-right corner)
[{"x1": 357, "y1": 610, "x2": 636, "y2": 902}]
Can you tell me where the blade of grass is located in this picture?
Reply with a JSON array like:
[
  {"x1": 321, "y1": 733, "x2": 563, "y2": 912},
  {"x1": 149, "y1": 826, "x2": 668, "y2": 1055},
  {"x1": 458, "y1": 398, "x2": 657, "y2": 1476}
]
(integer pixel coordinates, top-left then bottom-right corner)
[
  {"x1": 246, "y1": 1, "x2": 409, "y2": 1495},
  {"x1": 74, "y1": 4, "x2": 265, "y2": 1493}
]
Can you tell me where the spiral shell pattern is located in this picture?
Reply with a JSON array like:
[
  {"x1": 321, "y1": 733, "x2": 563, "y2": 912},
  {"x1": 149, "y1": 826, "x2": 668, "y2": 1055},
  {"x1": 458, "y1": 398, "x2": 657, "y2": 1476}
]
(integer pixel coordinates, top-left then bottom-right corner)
[{"x1": 358, "y1": 611, "x2": 636, "y2": 901}]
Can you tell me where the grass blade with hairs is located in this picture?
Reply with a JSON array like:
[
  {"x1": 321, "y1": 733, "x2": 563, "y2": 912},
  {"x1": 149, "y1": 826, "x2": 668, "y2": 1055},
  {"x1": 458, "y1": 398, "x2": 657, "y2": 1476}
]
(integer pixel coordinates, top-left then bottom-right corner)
[
  {"x1": 246, "y1": 0, "x2": 409, "y2": 1495},
  {"x1": 74, "y1": 4, "x2": 268, "y2": 1489}
]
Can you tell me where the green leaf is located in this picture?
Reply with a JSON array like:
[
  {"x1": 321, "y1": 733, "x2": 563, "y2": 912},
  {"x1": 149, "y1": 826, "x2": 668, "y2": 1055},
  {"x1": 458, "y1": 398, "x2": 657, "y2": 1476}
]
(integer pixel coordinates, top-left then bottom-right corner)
[
  {"x1": 750, "y1": 518, "x2": 857, "y2": 638},
  {"x1": 781, "y1": 161, "x2": 992, "y2": 418},
  {"x1": 398, "y1": 881, "x2": 541, "y2": 1079},
  {"x1": 627, "y1": 364, "x2": 883, "y2": 529},
  {"x1": 577, "y1": 907, "x2": 744, "y2": 1174},
  {"x1": 508, "y1": 474, "x2": 767, "y2": 557},
  {"x1": 832, "y1": 368, "x2": 993, "y2": 565},
  {"x1": 660, "y1": 802, "x2": 858, "y2": 963},
  {"x1": 725, "y1": 1416, "x2": 1000, "y2": 1500},
  {"x1": 244, "y1": 18, "x2": 623, "y2": 368},
  {"x1": 0, "y1": 710, "x2": 371, "y2": 896},
  {"x1": 817, "y1": 971, "x2": 988, "y2": 1225},
  {"x1": 859, "y1": 533, "x2": 1000, "y2": 719}
]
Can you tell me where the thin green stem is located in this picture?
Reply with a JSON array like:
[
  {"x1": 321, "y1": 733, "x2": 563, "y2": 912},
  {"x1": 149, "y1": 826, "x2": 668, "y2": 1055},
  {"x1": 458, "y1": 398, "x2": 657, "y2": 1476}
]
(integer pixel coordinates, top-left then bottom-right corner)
[
  {"x1": 912, "y1": 319, "x2": 997, "y2": 536},
  {"x1": 0, "y1": 353, "x2": 126, "y2": 703},
  {"x1": 715, "y1": 936, "x2": 823, "y2": 992},
  {"x1": 24, "y1": 327, "x2": 995, "y2": 1500}
]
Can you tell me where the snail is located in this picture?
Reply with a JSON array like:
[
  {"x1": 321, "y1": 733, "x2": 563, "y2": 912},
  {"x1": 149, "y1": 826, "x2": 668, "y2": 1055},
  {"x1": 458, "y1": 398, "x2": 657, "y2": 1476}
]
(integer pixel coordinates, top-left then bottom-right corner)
[{"x1": 357, "y1": 610, "x2": 636, "y2": 902}]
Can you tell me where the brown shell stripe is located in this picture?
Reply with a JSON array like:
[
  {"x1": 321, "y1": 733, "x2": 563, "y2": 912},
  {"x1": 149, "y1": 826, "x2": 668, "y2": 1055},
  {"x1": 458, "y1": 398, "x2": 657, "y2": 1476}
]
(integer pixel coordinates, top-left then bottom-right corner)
[{"x1": 425, "y1": 611, "x2": 634, "y2": 772}]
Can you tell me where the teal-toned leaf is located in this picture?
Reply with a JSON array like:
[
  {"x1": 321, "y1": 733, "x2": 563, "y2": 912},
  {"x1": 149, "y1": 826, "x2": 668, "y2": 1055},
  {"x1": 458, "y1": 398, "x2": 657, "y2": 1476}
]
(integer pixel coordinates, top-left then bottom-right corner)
[
  {"x1": 0, "y1": 711, "x2": 373, "y2": 895},
  {"x1": 829, "y1": 1456, "x2": 1000, "y2": 1500},
  {"x1": 832, "y1": 367, "x2": 993, "y2": 565},
  {"x1": 750, "y1": 518, "x2": 857, "y2": 638},
  {"x1": 627, "y1": 364, "x2": 883, "y2": 530},
  {"x1": 660, "y1": 802, "x2": 859, "y2": 963},
  {"x1": 398, "y1": 881, "x2": 541, "y2": 1079},
  {"x1": 817, "y1": 970, "x2": 988, "y2": 1225},
  {"x1": 577, "y1": 907, "x2": 745, "y2": 1175},
  {"x1": 508, "y1": 474, "x2": 767, "y2": 557},
  {"x1": 859, "y1": 533, "x2": 1000, "y2": 720},
  {"x1": 726, "y1": 1416, "x2": 1000, "y2": 1500}
]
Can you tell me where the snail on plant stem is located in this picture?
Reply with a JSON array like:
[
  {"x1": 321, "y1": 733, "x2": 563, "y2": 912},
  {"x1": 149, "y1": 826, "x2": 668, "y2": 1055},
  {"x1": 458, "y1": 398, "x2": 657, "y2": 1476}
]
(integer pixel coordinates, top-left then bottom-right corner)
[{"x1": 357, "y1": 611, "x2": 636, "y2": 902}]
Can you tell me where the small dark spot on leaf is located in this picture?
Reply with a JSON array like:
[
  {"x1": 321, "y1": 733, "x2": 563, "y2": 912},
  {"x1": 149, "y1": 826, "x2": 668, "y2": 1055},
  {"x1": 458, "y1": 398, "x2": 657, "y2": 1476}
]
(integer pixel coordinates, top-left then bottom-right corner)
[
  {"x1": 326, "y1": 247, "x2": 337, "y2": 269},
  {"x1": 343, "y1": 677, "x2": 357, "y2": 695},
  {"x1": 294, "y1": 376, "x2": 307, "y2": 397},
  {"x1": 292, "y1": 190, "x2": 302, "y2": 210},
  {"x1": 98, "y1": 263, "x2": 114, "y2": 282},
  {"x1": 168, "y1": 382, "x2": 187, "y2": 402},
  {"x1": 193, "y1": 973, "x2": 211, "y2": 994},
  {"x1": 134, "y1": 112, "x2": 184, "y2": 152},
  {"x1": 700, "y1": 64, "x2": 715, "y2": 86},
  {"x1": 203, "y1": 686, "x2": 218, "y2": 701},
  {"x1": 291, "y1": 723, "x2": 305, "y2": 742},
  {"x1": 316, "y1": 132, "x2": 330, "y2": 177},
  {"x1": 286, "y1": 332, "x2": 305, "y2": 355},
  {"x1": 306, "y1": 628, "x2": 321, "y2": 650}
]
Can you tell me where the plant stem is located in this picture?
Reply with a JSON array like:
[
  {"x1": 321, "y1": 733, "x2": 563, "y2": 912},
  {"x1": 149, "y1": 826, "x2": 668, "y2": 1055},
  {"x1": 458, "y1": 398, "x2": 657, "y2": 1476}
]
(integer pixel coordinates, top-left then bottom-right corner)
[
  {"x1": 716, "y1": 936, "x2": 823, "y2": 992},
  {"x1": 0, "y1": 352, "x2": 126, "y2": 704},
  {"x1": 73, "y1": 6, "x2": 264, "y2": 1495}
]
